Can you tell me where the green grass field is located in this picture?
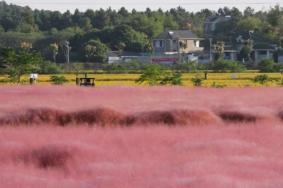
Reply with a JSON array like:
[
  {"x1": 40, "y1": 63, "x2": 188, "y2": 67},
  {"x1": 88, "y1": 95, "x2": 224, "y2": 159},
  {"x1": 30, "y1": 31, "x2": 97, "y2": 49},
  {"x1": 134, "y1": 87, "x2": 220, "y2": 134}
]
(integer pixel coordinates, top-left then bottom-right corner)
[{"x1": 0, "y1": 72, "x2": 283, "y2": 87}]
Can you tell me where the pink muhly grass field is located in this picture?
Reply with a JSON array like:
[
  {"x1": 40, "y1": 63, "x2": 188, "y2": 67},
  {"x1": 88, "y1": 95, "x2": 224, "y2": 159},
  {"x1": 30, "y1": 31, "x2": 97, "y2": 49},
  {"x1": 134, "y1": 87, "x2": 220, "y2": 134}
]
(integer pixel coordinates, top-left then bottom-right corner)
[{"x1": 1, "y1": 86, "x2": 283, "y2": 188}]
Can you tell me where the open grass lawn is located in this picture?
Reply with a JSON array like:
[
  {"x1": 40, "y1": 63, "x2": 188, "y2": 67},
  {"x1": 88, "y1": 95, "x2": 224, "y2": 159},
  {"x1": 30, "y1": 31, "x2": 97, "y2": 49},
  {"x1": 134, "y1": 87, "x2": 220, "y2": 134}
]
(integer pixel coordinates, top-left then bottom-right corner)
[
  {"x1": 1, "y1": 86, "x2": 283, "y2": 188},
  {"x1": 0, "y1": 72, "x2": 282, "y2": 87}
]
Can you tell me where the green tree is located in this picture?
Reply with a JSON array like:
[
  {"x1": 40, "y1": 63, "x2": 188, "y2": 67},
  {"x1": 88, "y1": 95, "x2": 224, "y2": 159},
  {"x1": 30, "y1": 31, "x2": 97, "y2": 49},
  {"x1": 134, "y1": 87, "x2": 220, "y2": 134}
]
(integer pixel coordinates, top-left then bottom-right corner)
[
  {"x1": 267, "y1": 5, "x2": 281, "y2": 27},
  {"x1": 136, "y1": 64, "x2": 165, "y2": 85},
  {"x1": 136, "y1": 64, "x2": 182, "y2": 86},
  {"x1": 49, "y1": 43, "x2": 59, "y2": 63},
  {"x1": 243, "y1": 7, "x2": 255, "y2": 17},
  {"x1": 2, "y1": 49, "x2": 42, "y2": 83},
  {"x1": 237, "y1": 17, "x2": 262, "y2": 31},
  {"x1": 239, "y1": 45, "x2": 252, "y2": 62},
  {"x1": 79, "y1": 17, "x2": 93, "y2": 31},
  {"x1": 213, "y1": 41, "x2": 225, "y2": 61},
  {"x1": 84, "y1": 39, "x2": 108, "y2": 63},
  {"x1": 112, "y1": 25, "x2": 151, "y2": 52}
]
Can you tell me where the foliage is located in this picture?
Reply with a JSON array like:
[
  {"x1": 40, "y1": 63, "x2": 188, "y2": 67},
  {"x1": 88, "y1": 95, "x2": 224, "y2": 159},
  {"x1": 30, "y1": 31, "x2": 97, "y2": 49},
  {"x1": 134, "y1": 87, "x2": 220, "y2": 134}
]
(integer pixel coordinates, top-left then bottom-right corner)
[
  {"x1": 49, "y1": 43, "x2": 59, "y2": 63},
  {"x1": 239, "y1": 46, "x2": 252, "y2": 62},
  {"x1": 237, "y1": 17, "x2": 262, "y2": 31},
  {"x1": 257, "y1": 59, "x2": 276, "y2": 72},
  {"x1": 1, "y1": 49, "x2": 42, "y2": 83},
  {"x1": 1, "y1": 2, "x2": 283, "y2": 66},
  {"x1": 213, "y1": 41, "x2": 224, "y2": 61},
  {"x1": 211, "y1": 59, "x2": 246, "y2": 72},
  {"x1": 84, "y1": 39, "x2": 108, "y2": 63},
  {"x1": 136, "y1": 64, "x2": 165, "y2": 85},
  {"x1": 273, "y1": 63, "x2": 283, "y2": 72},
  {"x1": 103, "y1": 61, "x2": 146, "y2": 73},
  {"x1": 136, "y1": 64, "x2": 182, "y2": 86},
  {"x1": 172, "y1": 61, "x2": 209, "y2": 72},
  {"x1": 253, "y1": 74, "x2": 269, "y2": 85},
  {"x1": 191, "y1": 75, "x2": 203, "y2": 87},
  {"x1": 39, "y1": 61, "x2": 62, "y2": 74},
  {"x1": 50, "y1": 75, "x2": 68, "y2": 85},
  {"x1": 160, "y1": 71, "x2": 183, "y2": 85}
]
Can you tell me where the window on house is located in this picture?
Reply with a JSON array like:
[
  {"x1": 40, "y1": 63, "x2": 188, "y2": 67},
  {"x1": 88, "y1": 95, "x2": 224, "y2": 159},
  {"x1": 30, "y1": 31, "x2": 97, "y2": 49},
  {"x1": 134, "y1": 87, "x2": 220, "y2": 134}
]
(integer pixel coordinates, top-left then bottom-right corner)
[
  {"x1": 194, "y1": 40, "x2": 200, "y2": 47},
  {"x1": 224, "y1": 52, "x2": 231, "y2": 59},
  {"x1": 258, "y1": 51, "x2": 267, "y2": 55},
  {"x1": 159, "y1": 40, "x2": 163, "y2": 47},
  {"x1": 155, "y1": 40, "x2": 163, "y2": 48}
]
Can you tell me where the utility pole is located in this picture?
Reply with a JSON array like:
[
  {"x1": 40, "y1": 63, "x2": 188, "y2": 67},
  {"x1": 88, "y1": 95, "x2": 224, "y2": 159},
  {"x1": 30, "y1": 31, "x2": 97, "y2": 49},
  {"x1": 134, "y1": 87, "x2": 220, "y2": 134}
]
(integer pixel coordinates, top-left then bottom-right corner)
[{"x1": 209, "y1": 38, "x2": 213, "y2": 62}]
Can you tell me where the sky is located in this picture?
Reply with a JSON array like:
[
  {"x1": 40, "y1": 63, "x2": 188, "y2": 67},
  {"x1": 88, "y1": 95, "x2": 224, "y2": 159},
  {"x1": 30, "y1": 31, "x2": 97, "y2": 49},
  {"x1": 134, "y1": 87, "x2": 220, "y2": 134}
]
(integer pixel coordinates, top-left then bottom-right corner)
[{"x1": 4, "y1": 0, "x2": 283, "y2": 12}]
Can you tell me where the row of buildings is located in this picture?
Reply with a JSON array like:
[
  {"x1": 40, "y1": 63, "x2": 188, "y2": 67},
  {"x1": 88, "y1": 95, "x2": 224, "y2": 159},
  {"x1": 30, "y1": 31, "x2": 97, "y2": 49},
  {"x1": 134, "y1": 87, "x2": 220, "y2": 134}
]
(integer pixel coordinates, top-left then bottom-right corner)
[{"x1": 108, "y1": 16, "x2": 283, "y2": 65}]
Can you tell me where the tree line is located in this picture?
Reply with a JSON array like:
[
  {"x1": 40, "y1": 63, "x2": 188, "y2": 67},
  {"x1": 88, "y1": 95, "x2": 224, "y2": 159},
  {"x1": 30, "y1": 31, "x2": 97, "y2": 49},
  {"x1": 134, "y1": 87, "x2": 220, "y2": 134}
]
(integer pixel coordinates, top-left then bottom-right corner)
[{"x1": 1, "y1": 1, "x2": 283, "y2": 63}]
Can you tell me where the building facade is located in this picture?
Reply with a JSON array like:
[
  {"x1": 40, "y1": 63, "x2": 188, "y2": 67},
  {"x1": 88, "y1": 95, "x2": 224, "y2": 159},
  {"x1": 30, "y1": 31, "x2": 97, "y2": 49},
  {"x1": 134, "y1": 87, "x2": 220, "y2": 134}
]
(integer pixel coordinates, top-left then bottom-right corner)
[{"x1": 153, "y1": 30, "x2": 203, "y2": 55}]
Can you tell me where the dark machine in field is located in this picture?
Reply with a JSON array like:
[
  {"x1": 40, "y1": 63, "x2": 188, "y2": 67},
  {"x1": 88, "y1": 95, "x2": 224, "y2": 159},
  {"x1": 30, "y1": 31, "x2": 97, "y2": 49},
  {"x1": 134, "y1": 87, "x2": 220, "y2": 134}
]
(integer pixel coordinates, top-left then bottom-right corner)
[{"x1": 76, "y1": 73, "x2": 95, "y2": 87}]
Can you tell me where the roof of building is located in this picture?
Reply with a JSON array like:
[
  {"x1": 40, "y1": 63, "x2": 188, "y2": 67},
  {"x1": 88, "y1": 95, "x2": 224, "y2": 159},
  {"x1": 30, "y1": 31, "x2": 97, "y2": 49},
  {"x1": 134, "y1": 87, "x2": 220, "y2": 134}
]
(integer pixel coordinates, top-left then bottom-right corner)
[
  {"x1": 154, "y1": 30, "x2": 199, "y2": 40},
  {"x1": 108, "y1": 51, "x2": 146, "y2": 57},
  {"x1": 121, "y1": 51, "x2": 144, "y2": 57},
  {"x1": 108, "y1": 51, "x2": 120, "y2": 57},
  {"x1": 233, "y1": 31, "x2": 275, "y2": 44},
  {"x1": 224, "y1": 45, "x2": 238, "y2": 52},
  {"x1": 205, "y1": 15, "x2": 231, "y2": 23}
]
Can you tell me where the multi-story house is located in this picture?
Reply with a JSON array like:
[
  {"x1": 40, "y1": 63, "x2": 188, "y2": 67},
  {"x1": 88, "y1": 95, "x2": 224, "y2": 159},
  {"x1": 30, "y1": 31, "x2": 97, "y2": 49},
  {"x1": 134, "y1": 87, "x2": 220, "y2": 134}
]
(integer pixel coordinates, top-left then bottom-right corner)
[{"x1": 152, "y1": 30, "x2": 204, "y2": 55}]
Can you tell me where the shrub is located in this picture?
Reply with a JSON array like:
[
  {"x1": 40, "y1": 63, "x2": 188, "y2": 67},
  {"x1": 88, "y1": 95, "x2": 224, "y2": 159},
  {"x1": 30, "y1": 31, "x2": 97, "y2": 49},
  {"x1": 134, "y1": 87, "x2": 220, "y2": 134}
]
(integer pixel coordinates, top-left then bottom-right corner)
[
  {"x1": 170, "y1": 72, "x2": 183, "y2": 85},
  {"x1": 273, "y1": 63, "x2": 283, "y2": 72},
  {"x1": 253, "y1": 74, "x2": 269, "y2": 85},
  {"x1": 211, "y1": 59, "x2": 246, "y2": 72},
  {"x1": 136, "y1": 64, "x2": 183, "y2": 86},
  {"x1": 191, "y1": 76, "x2": 203, "y2": 87},
  {"x1": 258, "y1": 59, "x2": 275, "y2": 72},
  {"x1": 2, "y1": 48, "x2": 42, "y2": 83},
  {"x1": 39, "y1": 61, "x2": 61, "y2": 74},
  {"x1": 50, "y1": 75, "x2": 68, "y2": 85},
  {"x1": 160, "y1": 72, "x2": 183, "y2": 86},
  {"x1": 136, "y1": 64, "x2": 164, "y2": 85}
]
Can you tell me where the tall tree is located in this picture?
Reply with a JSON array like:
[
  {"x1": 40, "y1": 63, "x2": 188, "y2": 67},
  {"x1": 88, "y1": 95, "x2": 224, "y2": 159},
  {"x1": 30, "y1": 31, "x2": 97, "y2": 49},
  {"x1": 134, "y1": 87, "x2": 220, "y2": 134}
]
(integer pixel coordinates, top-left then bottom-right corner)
[
  {"x1": 2, "y1": 49, "x2": 42, "y2": 83},
  {"x1": 84, "y1": 39, "x2": 108, "y2": 63},
  {"x1": 49, "y1": 43, "x2": 59, "y2": 63}
]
